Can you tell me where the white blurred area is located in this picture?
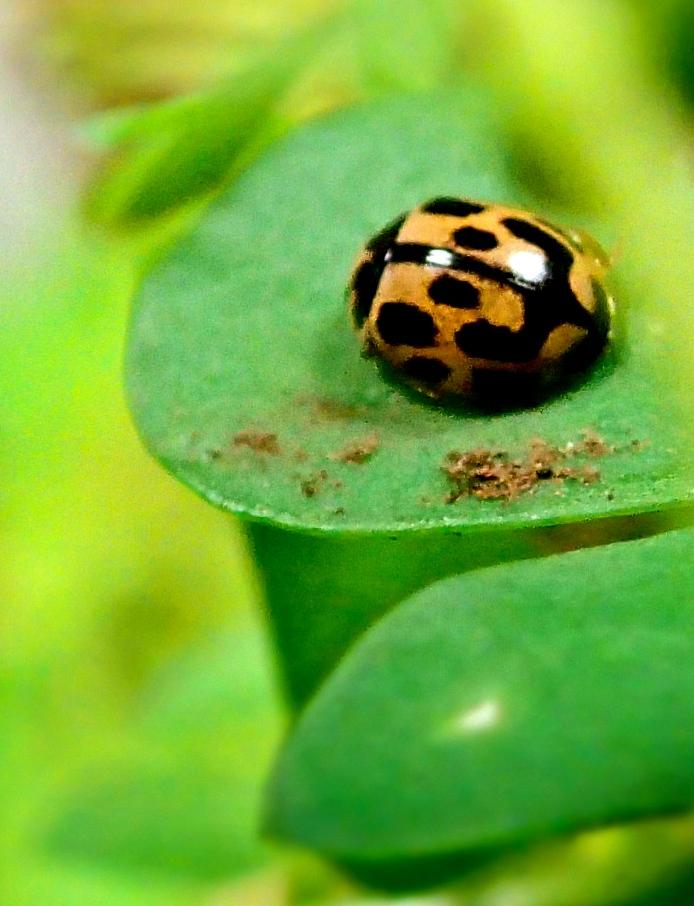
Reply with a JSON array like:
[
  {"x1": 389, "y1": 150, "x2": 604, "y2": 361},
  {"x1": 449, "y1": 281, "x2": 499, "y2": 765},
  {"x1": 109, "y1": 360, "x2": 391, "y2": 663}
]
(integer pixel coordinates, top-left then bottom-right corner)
[{"x1": 0, "y1": 2, "x2": 81, "y2": 266}]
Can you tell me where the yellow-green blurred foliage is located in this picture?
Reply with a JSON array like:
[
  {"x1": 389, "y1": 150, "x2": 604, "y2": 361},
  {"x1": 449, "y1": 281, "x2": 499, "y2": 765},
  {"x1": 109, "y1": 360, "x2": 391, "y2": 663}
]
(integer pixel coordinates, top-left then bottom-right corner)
[
  {"x1": 2, "y1": 0, "x2": 693, "y2": 903},
  {"x1": 1, "y1": 225, "x2": 288, "y2": 903},
  {"x1": 26, "y1": 0, "x2": 337, "y2": 105}
]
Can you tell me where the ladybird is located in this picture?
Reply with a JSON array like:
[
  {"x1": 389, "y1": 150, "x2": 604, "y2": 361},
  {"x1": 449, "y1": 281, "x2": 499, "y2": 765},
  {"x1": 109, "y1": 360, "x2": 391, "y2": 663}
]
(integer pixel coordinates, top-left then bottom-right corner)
[{"x1": 348, "y1": 197, "x2": 614, "y2": 401}]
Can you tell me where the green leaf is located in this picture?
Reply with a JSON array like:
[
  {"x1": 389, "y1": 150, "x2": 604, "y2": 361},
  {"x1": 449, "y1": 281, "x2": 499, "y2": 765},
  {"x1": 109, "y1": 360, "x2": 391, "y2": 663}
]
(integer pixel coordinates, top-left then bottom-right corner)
[
  {"x1": 85, "y1": 1, "x2": 470, "y2": 228},
  {"x1": 127, "y1": 91, "x2": 693, "y2": 535},
  {"x1": 46, "y1": 759, "x2": 265, "y2": 881},
  {"x1": 266, "y1": 528, "x2": 694, "y2": 878},
  {"x1": 45, "y1": 625, "x2": 283, "y2": 881},
  {"x1": 447, "y1": 816, "x2": 694, "y2": 906},
  {"x1": 11, "y1": 861, "x2": 201, "y2": 906},
  {"x1": 668, "y1": 0, "x2": 694, "y2": 107},
  {"x1": 349, "y1": 0, "x2": 465, "y2": 93},
  {"x1": 137, "y1": 622, "x2": 284, "y2": 746},
  {"x1": 250, "y1": 522, "x2": 541, "y2": 704},
  {"x1": 250, "y1": 513, "x2": 686, "y2": 705},
  {"x1": 85, "y1": 19, "x2": 337, "y2": 225}
]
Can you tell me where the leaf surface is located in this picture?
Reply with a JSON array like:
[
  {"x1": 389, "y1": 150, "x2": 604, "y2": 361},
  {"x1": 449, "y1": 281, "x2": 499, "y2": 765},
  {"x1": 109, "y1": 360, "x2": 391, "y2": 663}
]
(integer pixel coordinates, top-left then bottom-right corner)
[
  {"x1": 267, "y1": 528, "x2": 694, "y2": 868},
  {"x1": 127, "y1": 92, "x2": 693, "y2": 534}
]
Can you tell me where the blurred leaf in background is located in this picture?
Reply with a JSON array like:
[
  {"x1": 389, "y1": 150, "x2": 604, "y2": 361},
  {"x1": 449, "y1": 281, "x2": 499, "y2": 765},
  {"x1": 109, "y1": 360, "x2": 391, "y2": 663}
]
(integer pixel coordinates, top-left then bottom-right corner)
[
  {"x1": 0, "y1": 220, "x2": 283, "y2": 902},
  {"x1": 26, "y1": 0, "x2": 337, "y2": 106},
  {"x1": 470, "y1": 0, "x2": 694, "y2": 424},
  {"x1": 79, "y1": 0, "x2": 468, "y2": 228},
  {"x1": 45, "y1": 625, "x2": 282, "y2": 880}
]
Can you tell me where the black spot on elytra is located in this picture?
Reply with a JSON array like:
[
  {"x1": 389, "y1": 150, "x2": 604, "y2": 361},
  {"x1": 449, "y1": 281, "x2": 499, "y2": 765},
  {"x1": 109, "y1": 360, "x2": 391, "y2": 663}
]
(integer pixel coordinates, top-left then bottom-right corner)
[
  {"x1": 403, "y1": 356, "x2": 451, "y2": 385},
  {"x1": 428, "y1": 274, "x2": 480, "y2": 309},
  {"x1": 421, "y1": 197, "x2": 486, "y2": 218},
  {"x1": 376, "y1": 302, "x2": 438, "y2": 347},
  {"x1": 538, "y1": 217, "x2": 584, "y2": 252},
  {"x1": 554, "y1": 278, "x2": 612, "y2": 374},
  {"x1": 502, "y1": 218, "x2": 575, "y2": 265},
  {"x1": 456, "y1": 321, "x2": 540, "y2": 362},
  {"x1": 351, "y1": 258, "x2": 380, "y2": 327},
  {"x1": 453, "y1": 226, "x2": 499, "y2": 251},
  {"x1": 452, "y1": 216, "x2": 606, "y2": 365},
  {"x1": 365, "y1": 214, "x2": 406, "y2": 253},
  {"x1": 590, "y1": 278, "x2": 612, "y2": 341},
  {"x1": 352, "y1": 215, "x2": 406, "y2": 327}
]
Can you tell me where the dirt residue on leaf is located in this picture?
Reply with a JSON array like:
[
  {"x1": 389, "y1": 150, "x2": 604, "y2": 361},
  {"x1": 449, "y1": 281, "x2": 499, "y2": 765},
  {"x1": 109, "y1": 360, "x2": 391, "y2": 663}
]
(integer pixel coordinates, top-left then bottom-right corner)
[
  {"x1": 299, "y1": 395, "x2": 365, "y2": 422},
  {"x1": 564, "y1": 429, "x2": 615, "y2": 458},
  {"x1": 299, "y1": 470, "x2": 345, "y2": 497},
  {"x1": 232, "y1": 430, "x2": 281, "y2": 456},
  {"x1": 300, "y1": 469, "x2": 329, "y2": 498},
  {"x1": 330, "y1": 433, "x2": 380, "y2": 465},
  {"x1": 443, "y1": 431, "x2": 628, "y2": 504}
]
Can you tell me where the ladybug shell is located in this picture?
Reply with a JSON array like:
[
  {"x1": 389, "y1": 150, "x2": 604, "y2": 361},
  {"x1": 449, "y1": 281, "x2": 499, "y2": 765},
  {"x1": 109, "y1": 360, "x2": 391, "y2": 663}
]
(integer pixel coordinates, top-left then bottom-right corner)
[{"x1": 349, "y1": 197, "x2": 613, "y2": 400}]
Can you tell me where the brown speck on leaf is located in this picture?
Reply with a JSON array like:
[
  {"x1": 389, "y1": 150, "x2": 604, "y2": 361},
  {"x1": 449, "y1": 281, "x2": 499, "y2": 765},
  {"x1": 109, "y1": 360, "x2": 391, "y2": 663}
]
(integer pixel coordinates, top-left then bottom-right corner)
[
  {"x1": 578, "y1": 465, "x2": 601, "y2": 484},
  {"x1": 331, "y1": 433, "x2": 380, "y2": 464},
  {"x1": 301, "y1": 469, "x2": 329, "y2": 498},
  {"x1": 528, "y1": 437, "x2": 564, "y2": 477},
  {"x1": 300, "y1": 395, "x2": 364, "y2": 422},
  {"x1": 553, "y1": 463, "x2": 601, "y2": 484},
  {"x1": 233, "y1": 430, "x2": 281, "y2": 456},
  {"x1": 574, "y1": 429, "x2": 614, "y2": 457},
  {"x1": 207, "y1": 448, "x2": 222, "y2": 461}
]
